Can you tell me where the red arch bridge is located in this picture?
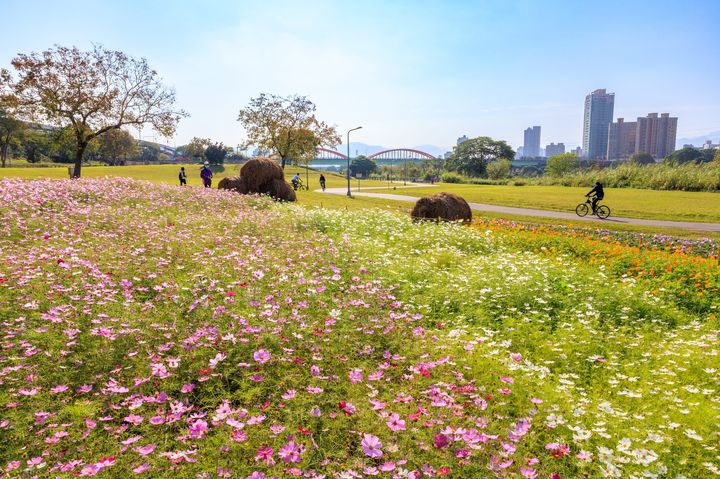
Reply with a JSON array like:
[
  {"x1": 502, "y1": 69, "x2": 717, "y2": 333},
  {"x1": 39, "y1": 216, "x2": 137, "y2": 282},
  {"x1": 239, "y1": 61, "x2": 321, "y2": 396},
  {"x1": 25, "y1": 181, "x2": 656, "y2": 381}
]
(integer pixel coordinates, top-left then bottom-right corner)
[{"x1": 315, "y1": 147, "x2": 436, "y2": 162}]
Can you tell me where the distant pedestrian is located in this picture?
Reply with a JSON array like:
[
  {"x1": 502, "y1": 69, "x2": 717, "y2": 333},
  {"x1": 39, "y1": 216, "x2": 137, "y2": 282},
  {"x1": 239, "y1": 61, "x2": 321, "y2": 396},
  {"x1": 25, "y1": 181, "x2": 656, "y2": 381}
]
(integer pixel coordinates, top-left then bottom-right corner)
[
  {"x1": 200, "y1": 162, "x2": 213, "y2": 188},
  {"x1": 319, "y1": 174, "x2": 326, "y2": 191},
  {"x1": 178, "y1": 167, "x2": 187, "y2": 186}
]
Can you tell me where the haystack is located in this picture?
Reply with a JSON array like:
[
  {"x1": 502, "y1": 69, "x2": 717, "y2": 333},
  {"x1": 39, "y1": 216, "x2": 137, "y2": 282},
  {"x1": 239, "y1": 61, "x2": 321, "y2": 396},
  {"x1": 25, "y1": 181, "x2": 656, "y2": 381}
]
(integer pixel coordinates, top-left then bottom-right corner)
[
  {"x1": 217, "y1": 158, "x2": 296, "y2": 202},
  {"x1": 266, "y1": 178, "x2": 296, "y2": 202},
  {"x1": 239, "y1": 158, "x2": 284, "y2": 193},
  {"x1": 217, "y1": 176, "x2": 242, "y2": 191},
  {"x1": 411, "y1": 192, "x2": 472, "y2": 223}
]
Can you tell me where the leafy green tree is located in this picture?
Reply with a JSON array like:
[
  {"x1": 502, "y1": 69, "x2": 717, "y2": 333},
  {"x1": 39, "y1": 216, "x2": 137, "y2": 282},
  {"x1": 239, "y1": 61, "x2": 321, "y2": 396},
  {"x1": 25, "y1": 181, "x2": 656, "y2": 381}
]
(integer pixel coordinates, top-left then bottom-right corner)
[
  {"x1": 664, "y1": 147, "x2": 702, "y2": 164},
  {"x1": 545, "y1": 152, "x2": 579, "y2": 177},
  {"x1": 97, "y1": 128, "x2": 138, "y2": 165},
  {"x1": 444, "y1": 136, "x2": 514, "y2": 177},
  {"x1": 349, "y1": 156, "x2": 378, "y2": 177},
  {"x1": 237, "y1": 94, "x2": 340, "y2": 169},
  {"x1": 714, "y1": 149, "x2": 720, "y2": 164},
  {"x1": 204, "y1": 142, "x2": 228, "y2": 165},
  {"x1": 487, "y1": 159, "x2": 512, "y2": 179},
  {"x1": 184, "y1": 137, "x2": 211, "y2": 161},
  {"x1": 21, "y1": 128, "x2": 51, "y2": 163},
  {"x1": 629, "y1": 152, "x2": 655, "y2": 165},
  {"x1": 0, "y1": 111, "x2": 24, "y2": 167},
  {"x1": 138, "y1": 144, "x2": 160, "y2": 163},
  {"x1": 0, "y1": 45, "x2": 185, "y2": 177}
]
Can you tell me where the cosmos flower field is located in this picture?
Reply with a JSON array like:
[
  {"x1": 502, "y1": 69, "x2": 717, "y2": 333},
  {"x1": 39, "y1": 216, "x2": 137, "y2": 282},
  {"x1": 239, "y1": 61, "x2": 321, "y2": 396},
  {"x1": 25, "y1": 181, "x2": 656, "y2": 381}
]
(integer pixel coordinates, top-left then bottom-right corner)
[{"x1": 0, "y1": 178, "x2": 718, "y2": 479}]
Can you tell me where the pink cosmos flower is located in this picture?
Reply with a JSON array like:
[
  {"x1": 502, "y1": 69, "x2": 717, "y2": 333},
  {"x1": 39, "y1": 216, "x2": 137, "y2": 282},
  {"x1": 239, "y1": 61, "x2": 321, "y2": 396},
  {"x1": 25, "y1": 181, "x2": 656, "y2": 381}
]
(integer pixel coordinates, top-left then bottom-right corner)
[
  {"x1": 253, "y1": 349, "x2": 270, "y2": 364},
  {"x1": 386, "y1": 413, "x2": 406, "y2": 432},
  {"x1": 520, "y1": 467, "x2": 538, "y2": 479},
  {"x1": 433, "y1": 434, "x2": 449, "y2": 449},
  {"x1": 124, "y1": 414, "x2": 144, "y2": 425},
  {"x1": 135, "y1": 444, "x2": 156, "y2": 456},
  {"x1": 349, "y1": 369, "x2": 363, "y2": 384},
  {"x1": 361, "y1": 434, "x2": 383, "y2": 458},
  {"x1": 27, "y1": 457, "x2": 44, "y2": 467},
  {"x1": 255, "y1": 445, "x2": 275, "y2": 465},
  {"x1": 278, "y1": 440, "x2": 305, "y2": 463},
  {"x1": 149, "y1": 416, "x2": 165, "y2": 425},
  {"x1": 511, "y1": 353, "x2": 523, "y2": 362},
  {"x1": 247, "y1": 472, "x2": 266, "y2": 479},
  {"x1": 181, "y1": 383, "x2": 195, "y2": 393},
  {"x1": 132, "y1": 463, "x2": 149, "y2": 474},
  {"x1": 188, "y1": 419, "x2": 209, "y2": 439}
]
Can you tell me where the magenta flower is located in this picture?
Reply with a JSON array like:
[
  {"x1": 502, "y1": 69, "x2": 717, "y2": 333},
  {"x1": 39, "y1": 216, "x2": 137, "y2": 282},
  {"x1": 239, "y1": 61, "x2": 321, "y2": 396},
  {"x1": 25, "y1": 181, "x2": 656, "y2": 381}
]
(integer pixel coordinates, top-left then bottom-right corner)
[
  {"x1": 361, "y1": 433, "x2": 383, "y2": 458},
  {"x1": 253, "y1": 349, "x2": 270, "y2": 364},
  {"x1": 386, "y1": 413, "x2": 406, "y2": 432},
  {"x1": 135, "y1": 444, "x2": 156, "y2": 456},
  {"x1": 188, "y1": 419, "x2": 209, "y2": 439},
  {"x1": 124, "y1": 414, "x2": 144, "y2": 425},
  {"x1": 433, "y1": 433, "x2": 449, "y2": 449},
  {"x1": 255, "y1": 445, "x2": 274, "y2": 465}
]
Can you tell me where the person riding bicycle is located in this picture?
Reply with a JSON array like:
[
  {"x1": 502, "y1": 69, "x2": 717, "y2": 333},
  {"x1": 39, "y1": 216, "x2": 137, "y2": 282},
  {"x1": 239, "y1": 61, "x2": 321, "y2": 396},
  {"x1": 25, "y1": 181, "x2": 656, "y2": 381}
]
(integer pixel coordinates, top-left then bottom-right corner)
[
  {"x1": 585, "y1": 181, "x2": 604, "y2": 213},
  {"x1": 319, "y1": 174, "x2": 326, "y2": 191},
  {"x1": 291, "y1": 173, "x2": 301, "y2": 191}
]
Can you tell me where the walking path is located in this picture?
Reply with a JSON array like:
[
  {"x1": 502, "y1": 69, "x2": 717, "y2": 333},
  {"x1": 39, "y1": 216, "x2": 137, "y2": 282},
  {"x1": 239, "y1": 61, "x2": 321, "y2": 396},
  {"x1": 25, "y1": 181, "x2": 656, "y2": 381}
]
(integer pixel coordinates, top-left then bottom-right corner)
[{"x1": 318, "y1": 185, "x2": 720, "y2": 233}]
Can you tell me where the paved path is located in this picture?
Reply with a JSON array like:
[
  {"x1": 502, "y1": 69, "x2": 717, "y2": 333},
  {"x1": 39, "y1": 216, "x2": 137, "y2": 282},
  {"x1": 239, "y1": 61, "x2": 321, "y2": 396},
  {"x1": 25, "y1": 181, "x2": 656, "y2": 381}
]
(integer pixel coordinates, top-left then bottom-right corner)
[{"x1": 318, "y1": 186, "x2": 720, "y2": 233}]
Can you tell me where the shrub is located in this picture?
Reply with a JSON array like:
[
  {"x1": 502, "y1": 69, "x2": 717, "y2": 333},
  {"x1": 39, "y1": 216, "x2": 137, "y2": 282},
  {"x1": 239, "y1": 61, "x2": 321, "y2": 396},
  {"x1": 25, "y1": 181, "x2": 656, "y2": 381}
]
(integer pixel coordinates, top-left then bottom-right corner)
[
  {"x1": 440, "y1": 172, "x2": 463, "y2": 183},
  {"x1": 487, "y1": 159, "x2": 512, "y2": 179}
]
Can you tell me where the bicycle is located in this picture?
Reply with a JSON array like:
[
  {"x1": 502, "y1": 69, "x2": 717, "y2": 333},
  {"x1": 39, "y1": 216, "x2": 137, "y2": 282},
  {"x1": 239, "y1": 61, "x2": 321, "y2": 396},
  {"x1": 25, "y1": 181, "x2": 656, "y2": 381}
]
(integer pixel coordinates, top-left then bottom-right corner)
[
  {"x1": 292, "y1": 179, "x2": 307, "y2": 191},
  {"x1": 576, "y1": 197, "x2": 611, "y2": 219}
]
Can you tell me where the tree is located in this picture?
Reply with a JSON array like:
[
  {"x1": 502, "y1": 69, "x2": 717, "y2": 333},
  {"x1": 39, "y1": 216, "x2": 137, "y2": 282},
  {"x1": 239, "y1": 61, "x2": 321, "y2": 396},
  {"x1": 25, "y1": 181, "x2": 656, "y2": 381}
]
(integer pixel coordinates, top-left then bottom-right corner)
[
  {"x1": 284, "y1": 127, "x2": 324, "y2": 187},
  {"x1": 545, "y1": 152, "x2": 579, "y2": 177},
  {"x1": 714, "y1": 149, "x2": 720, "y2": 164},
  {"x1": 97, "y1": 128, "x2": 137, "y2": 165},
  {"x1": 349, "y1": 156, "x2": 378, "y2": 177},
  {"x1": 487, "y1": 159, "x2": 512, "y2": 179},
  {"x1": 204, "y1": 142, "x2": 227, "y2": 165},
  {"x1": 237, "y1": 94, "x2": 340, "y2": 169},
  {"x1": 21, "y1": 128, "x2": 51, "y2": 163},
  {"x1": 444, "y1": 136, "x2": 514, "y2": 177},
  {"x1": 0, "y1": 110, "x2": 24, "y2": 168},
  {"x1": 664, "y1": 147, "x2": 702, "y2": 165},
  {"x1": 0, "y1": 45, "x2": 186, "y2": 177},
  {"x1": 138, "y1": 144, "x2": 160, "y2": 163},
  {"x1": 629, "y1": 152, "x2": 655, "y2": 165},
  {"x1": 184, "y1": 137, "x2": 211, "y2": 161}
]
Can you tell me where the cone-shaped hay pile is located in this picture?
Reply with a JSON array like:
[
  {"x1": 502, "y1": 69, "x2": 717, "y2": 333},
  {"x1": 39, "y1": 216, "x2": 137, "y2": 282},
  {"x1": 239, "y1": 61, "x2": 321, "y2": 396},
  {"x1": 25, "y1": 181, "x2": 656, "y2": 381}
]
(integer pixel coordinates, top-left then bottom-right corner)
[
  {"x1": 411, "y1": 192, "x2": 472, "y2": 223},
  {"x1": 217, "y1": 158, "x2": 296, "y2": 202}
]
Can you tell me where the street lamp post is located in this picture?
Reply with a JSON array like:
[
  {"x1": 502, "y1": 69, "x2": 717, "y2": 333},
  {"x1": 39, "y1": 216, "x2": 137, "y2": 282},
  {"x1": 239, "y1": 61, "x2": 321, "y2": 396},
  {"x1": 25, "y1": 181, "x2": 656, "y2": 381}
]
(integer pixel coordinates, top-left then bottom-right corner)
[{"x1": 346, "y1": 126, "x2": 362, "y2": 197}]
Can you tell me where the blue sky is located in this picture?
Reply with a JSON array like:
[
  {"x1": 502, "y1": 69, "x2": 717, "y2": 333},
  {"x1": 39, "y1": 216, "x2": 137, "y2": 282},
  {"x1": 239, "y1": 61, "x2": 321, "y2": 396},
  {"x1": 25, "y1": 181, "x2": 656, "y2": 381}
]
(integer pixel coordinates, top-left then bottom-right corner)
[{"x1": 1, "y1": 0, "x2": 719, "y2": 151}]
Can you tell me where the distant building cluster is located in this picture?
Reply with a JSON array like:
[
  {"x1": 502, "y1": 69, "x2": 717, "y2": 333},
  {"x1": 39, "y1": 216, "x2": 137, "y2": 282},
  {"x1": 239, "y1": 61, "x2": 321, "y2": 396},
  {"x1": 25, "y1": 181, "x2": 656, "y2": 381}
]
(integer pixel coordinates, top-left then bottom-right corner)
[{"x1": 608, "y1": 113, "x2": 677, "y2": 161}]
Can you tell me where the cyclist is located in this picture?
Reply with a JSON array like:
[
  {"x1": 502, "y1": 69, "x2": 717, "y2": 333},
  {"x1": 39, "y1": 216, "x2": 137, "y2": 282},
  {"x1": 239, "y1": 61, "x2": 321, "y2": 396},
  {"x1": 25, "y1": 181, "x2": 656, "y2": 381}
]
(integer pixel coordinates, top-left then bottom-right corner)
[
  {"x1": 291, "y1": 173, "x2": 301, "y2": 191},
  {"x1": 319, "y1": 174, "x2": 326, "y2": 191},
  {"x1": 585, "y1": 181, "x2": 604, "y2": 214}
]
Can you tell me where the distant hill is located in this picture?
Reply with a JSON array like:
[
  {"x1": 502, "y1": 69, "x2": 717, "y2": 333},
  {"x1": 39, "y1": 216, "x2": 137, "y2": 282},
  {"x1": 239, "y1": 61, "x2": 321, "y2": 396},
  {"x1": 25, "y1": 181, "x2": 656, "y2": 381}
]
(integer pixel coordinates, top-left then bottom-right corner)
[{"x1": 676, "y1": 131, "x2": 720, "y2": 148}]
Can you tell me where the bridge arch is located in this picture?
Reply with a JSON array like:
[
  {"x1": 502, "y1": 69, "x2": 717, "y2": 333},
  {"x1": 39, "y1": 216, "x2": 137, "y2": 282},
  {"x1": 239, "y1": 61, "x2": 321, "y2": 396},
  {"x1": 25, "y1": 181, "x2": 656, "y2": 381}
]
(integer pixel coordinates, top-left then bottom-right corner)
[
  {"x1": 315, "y1": 147, "x2": 348, "y2": 159},
  {"x1": 368, "y1": 148, "x2": 436, "y2": 160}
]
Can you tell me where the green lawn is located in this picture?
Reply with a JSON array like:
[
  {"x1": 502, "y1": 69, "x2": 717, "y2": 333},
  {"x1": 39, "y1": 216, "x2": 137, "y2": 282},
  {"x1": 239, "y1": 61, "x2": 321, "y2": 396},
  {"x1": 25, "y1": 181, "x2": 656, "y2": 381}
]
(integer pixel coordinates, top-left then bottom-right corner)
[{"x1": 363, "y1": 183, "x2": 720, "y2": 223}]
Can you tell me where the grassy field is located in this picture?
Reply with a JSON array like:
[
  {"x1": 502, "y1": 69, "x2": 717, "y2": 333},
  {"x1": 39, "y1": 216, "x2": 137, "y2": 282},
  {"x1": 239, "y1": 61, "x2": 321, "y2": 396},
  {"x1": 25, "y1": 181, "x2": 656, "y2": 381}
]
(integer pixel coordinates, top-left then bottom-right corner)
[
  {"x1": 0, "y1": 177, "x2": 718, "y2": 478},
  {"x1": 2, "y1": 164, "x2": 720, "y2": 239},
  {"x1": 363, "y1": 183, "x2": 720, "y2": 223}
]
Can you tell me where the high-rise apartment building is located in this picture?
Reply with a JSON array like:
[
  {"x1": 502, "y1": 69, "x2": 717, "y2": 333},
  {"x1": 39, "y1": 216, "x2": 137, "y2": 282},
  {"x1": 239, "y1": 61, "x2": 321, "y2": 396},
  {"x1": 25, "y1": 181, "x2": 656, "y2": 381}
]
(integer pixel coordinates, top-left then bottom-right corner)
[
  {"x1": 636, "y1": 113, "x2": 677, "y2": 160},
  {"x1": 582, "y1": 89, "x2": 615, "y2": 160},
  {"x1": 607, "y1": 118, "x2": 637, "y2": 160},
  {"x1": 456, "y1": 135, "x2": 468, "y2": 146},
  {"x1": 523, "y1": 126, "x2": 541, "y2": 157},
  {"x1": 545, "y1": 142, "x2": 565, "y2": 157}
]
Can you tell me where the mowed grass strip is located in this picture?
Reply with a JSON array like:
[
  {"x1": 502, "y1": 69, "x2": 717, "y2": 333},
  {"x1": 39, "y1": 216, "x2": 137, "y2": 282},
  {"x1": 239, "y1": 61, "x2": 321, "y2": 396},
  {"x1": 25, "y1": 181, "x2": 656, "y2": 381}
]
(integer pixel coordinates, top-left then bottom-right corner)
[{"x1": 362, "y1": 183, "x2": 720, "y2": 223}]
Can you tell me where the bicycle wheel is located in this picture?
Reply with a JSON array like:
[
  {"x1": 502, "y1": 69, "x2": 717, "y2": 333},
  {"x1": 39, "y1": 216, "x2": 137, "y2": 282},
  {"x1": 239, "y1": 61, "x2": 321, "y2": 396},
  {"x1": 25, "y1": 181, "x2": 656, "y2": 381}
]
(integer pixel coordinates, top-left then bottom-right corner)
[
  {"x1": 596, "y1": 205, "x2": 610, "y2": 219},
  {"x1": 575, "y1": 203, "x2": 589, "y2": 217}
]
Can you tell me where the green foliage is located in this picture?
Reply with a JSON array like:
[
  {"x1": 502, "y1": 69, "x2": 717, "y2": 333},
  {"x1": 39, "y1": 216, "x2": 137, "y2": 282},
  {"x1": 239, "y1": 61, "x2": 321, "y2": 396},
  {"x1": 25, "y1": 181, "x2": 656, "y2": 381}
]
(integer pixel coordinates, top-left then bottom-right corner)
[
  {"x1": 204, "y1": 142, "x2": 227, "y2": 165},
  {"x1": 349, "y1": 156, "x2": 378, "y2": 177},
  {"x1": 715, "y1": 148, "x2": 720, "y2": 164},
  {"x1": 545, "y1": 152, "x2": 579, "y2": 177},
  {"x1": 0, "y1": 110, "x2": 24, "y2": 167},
  {"x1": 664, "y1": 147, "x2": 702, "y2": 164},
  {"x1": 440, "y1": 172, "x2": 463, "y2": 183},
  {"x1": 486, "y1": 159, "x2": 512, "y2": 179},
  {"x1": 444, "y1": 136, "x2": 514, "y2": 177},
  {"x1": 538, "y1": 161, "x2": 720, "y2": 191},
  {"x1": 629, "y1": 152, "x2": 655, "y2": 165},
  {"x1": 97, "y1": 128, "x2": 137, "y2": 165}
]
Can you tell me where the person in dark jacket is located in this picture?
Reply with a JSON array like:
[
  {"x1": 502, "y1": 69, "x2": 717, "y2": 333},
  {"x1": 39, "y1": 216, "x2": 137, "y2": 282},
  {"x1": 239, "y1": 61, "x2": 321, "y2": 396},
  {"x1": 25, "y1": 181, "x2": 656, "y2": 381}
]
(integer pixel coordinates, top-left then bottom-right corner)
[
  {"x1": 200, "y1": 162, "x2": 213, "y2": 188},
  {"x1": 178, "y1": 167, "x2": 187, "y2": 186},
  {"x1": 319, "y1": 174, "x2": 326, "y2": 191},
  {"x1": 585, "y1": 181, "x2": 604, "y2": 213}
]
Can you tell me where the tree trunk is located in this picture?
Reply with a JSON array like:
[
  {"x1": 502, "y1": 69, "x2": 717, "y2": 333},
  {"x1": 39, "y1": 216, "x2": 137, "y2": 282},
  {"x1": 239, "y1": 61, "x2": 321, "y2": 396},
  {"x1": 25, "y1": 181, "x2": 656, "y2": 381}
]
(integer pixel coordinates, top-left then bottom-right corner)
[
  {"x1": 73, "y1": 143, "x2": 87, "y2": 178},
  {"x1": 1, "y1": 145, "x2": 6, "y2": 168}
]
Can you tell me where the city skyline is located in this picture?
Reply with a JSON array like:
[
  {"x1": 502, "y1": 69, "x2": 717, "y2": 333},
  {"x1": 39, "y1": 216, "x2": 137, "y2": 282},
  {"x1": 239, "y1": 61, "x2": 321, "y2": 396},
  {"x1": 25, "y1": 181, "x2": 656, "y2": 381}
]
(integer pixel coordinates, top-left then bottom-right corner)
[{"x1": 1, "y1": 0, "x2": 719, "y2": 151}]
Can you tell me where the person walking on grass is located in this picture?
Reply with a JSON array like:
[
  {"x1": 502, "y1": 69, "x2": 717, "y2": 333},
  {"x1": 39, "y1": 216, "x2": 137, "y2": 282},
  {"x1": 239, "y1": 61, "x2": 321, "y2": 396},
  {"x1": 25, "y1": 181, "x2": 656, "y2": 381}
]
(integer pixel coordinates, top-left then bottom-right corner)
[
  {"x1": 200, "y1": 162, "x2": 213, "y2": 188},
  {"x1": 319, "y1": 173, "x2": 326, "y2": 191},
  {"x1": 585, "y1": 181, "x2": 604, "y2": 214},
  {"x1": 178, "y1": 167, "x2": 187, "y2": 186}
]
